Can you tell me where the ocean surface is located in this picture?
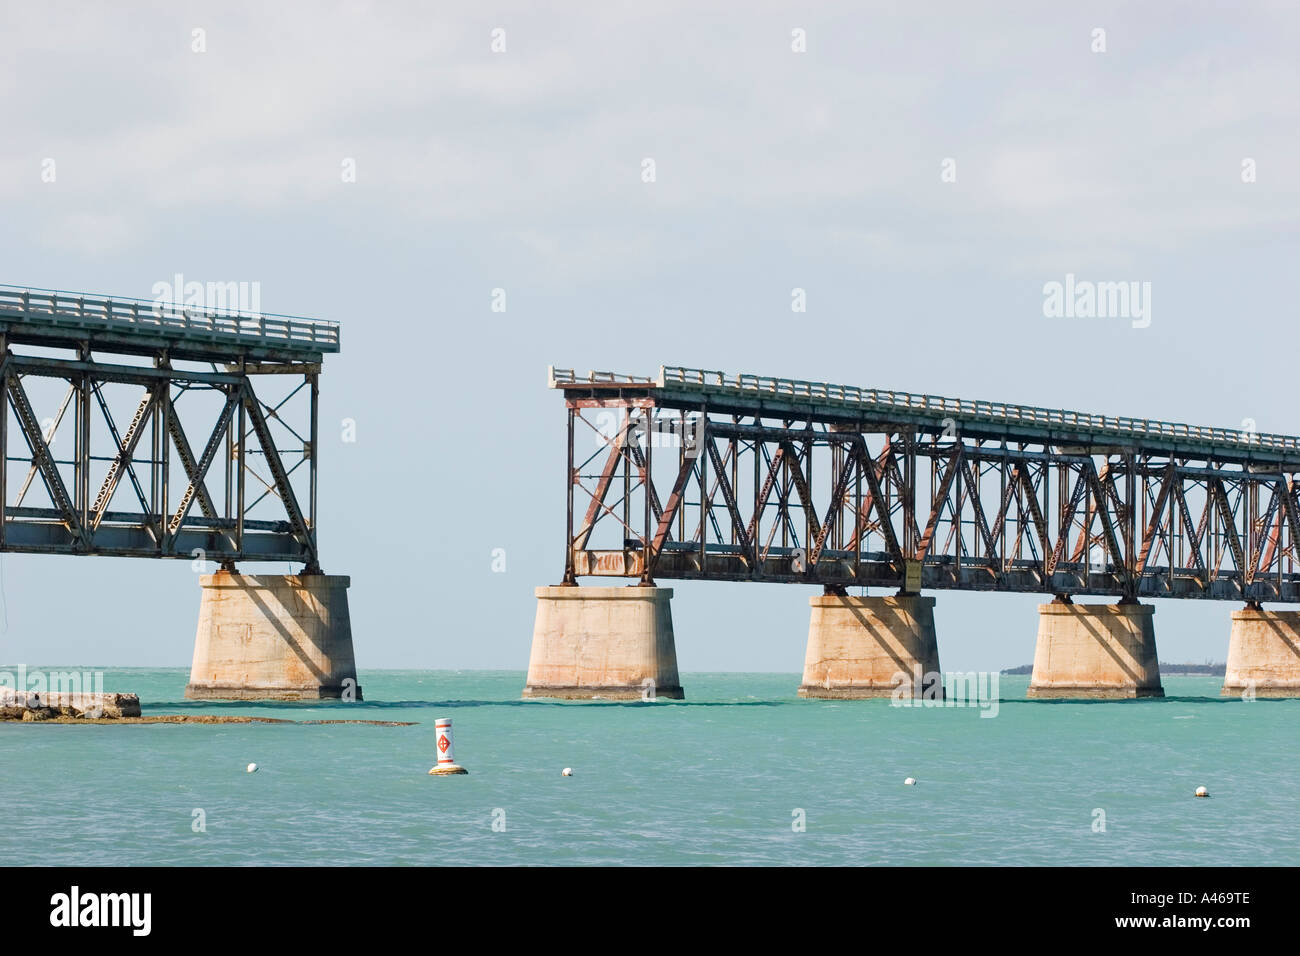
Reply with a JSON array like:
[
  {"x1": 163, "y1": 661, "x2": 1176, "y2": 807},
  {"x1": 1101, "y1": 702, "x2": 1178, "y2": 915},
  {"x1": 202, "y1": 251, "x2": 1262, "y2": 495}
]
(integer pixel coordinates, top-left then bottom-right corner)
[{"x1": 1, "y1": 669, "x2": 1294, "y2": 866}]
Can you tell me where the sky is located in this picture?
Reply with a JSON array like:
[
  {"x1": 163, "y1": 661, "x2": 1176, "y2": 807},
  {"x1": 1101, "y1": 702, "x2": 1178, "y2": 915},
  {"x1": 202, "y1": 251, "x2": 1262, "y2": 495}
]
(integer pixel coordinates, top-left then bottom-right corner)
[{"x1": 1, "y1": 1, "x2": 1298, "y2": 673}]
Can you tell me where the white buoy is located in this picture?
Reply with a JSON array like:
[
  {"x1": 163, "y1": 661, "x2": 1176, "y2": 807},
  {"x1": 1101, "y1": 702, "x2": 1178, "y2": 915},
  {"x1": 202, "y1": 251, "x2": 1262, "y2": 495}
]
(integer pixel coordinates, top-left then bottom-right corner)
[
  {"x1": 1195, "y1": 786, "x2": 1209, "y2": 798},
  {"x1": 246, "y1": 763, "x2": 258, "y2": 774},
  {"x1": 562, "y1": 767, "x2": 573, "y2": 776},
  {"x1": 904, "y1": 777, "x2": 916, "y2": 786},
  {"x1": 428, "y1": 717, "x2": 468, "y2": 775}
]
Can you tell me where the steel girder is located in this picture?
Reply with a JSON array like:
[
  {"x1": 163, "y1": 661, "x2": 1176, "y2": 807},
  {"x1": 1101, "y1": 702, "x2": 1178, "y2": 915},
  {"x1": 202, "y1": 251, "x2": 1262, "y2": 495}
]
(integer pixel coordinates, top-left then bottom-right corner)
[
  {"x1": 559, "y1": 394, "x2": 1300, "y2": 603},
  {"x1": 0, "y1": 336, "x2": 319, "y2": 568}
]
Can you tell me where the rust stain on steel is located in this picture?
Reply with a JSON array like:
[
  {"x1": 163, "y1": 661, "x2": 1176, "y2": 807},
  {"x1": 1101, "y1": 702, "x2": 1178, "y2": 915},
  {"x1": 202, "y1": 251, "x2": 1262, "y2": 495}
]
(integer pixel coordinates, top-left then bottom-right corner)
[{"x1": 574, "y1": 550, "x2": 645, "y2": 576}]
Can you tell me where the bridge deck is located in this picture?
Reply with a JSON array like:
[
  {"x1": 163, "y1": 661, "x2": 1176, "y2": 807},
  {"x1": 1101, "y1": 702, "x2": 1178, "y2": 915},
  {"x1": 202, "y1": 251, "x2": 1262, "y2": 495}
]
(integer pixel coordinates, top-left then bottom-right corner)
[
  {"x1": 0, "y1": 285, "x2": 339, "y2": 362},
  {"x1": 551, "y1": 364, "x2": 1300, "y2": 467}
]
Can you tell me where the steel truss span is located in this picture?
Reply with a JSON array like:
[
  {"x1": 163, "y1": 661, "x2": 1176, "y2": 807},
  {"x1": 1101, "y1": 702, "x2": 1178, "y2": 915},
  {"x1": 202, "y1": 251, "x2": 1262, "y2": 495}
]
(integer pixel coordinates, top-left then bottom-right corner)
[
  {"x1": 0, "y1": 285, "x2": 329, "y2": 568},
  {"x1": 554, "y1": 365, "x2": 1300, "y2": 603}
]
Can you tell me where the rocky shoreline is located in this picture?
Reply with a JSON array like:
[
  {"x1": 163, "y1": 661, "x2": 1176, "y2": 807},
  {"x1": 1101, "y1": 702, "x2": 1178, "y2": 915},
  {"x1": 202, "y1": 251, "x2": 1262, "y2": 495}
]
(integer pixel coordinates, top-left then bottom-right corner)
[
  {"x1": 0, "y1": 690, "x2": 141, "y2": 720},
  {"x1": 0, "y1": 690, "x2": 414, "y2": 725},
  {"x1": 2, "y1": 714, "x2": 416, "y2": 725}
]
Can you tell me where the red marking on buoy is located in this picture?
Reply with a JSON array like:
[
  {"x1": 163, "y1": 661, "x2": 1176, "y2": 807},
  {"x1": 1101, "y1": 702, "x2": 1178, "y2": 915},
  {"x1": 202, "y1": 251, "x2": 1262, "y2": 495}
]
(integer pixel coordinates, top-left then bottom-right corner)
[{"x1": 429, "y1": 717, "x2": 467, "y2": 774}]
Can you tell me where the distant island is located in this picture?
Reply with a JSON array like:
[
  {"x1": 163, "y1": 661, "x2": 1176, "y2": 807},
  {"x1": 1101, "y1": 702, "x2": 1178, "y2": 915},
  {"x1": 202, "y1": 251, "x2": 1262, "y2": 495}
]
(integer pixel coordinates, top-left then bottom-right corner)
[{"x1": 1001, "y1": 662, "x2": 1226, "y2": 676}]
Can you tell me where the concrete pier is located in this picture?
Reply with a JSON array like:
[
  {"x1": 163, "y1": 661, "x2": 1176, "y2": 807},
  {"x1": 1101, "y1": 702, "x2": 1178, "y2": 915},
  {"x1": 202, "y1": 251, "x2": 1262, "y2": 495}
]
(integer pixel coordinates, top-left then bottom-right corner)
[
  {"x1": 523, "y1": 585, "x2": 683, "y2": 699},
  {"x1": 1223, "y1": 606, "x2": 1300, "y2": 698},
  {"x1": 798, "y1": 593, "x2": 941, "y2": 699},
  {"x1": 185, "y1": 573, "x2": 361, "y2": 700},
  {"x1": 1027, "y1": 600, "x2": 1162, "y2": 699}
]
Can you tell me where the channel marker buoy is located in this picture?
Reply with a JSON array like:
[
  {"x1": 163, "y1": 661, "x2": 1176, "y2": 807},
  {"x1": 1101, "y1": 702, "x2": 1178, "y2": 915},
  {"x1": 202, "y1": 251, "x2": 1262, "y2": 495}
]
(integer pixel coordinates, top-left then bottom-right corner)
[{"x1": 428, "y1": 717, "x2": 469, "y2": 775}]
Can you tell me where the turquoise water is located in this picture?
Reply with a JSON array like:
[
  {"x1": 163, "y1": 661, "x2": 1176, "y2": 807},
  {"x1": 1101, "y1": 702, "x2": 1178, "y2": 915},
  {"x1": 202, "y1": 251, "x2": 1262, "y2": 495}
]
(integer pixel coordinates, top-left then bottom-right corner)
[{"x1": 1, "y1": 669, "x2": 1294, "y2": 866}]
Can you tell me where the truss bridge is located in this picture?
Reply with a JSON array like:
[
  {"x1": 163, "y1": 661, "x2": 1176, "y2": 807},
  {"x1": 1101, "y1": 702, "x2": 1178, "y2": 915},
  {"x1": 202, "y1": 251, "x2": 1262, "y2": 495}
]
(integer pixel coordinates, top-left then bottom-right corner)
[
  {"x1": 0, "y1": 284, "x2": 335, "y2": 568},
  {"x1": 552, "y1": 364, "x2": 1300, "y2": 605}
]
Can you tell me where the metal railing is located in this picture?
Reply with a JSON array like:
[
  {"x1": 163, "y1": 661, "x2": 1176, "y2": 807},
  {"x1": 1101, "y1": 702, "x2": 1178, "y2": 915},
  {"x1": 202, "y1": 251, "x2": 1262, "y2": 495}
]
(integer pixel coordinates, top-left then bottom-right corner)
[
  {"x1": 547, "y1": 364, "x2": 1300, "y2": 454},
  {"x1": 0, "y1": 285, "x2": 339, "y2": 352},
  {"x1": 550, "y1": 367, "x2": 656, "y2": 386},
  {"x1": 659, "y1": 365, "x2": 1299, "y2": 452}
]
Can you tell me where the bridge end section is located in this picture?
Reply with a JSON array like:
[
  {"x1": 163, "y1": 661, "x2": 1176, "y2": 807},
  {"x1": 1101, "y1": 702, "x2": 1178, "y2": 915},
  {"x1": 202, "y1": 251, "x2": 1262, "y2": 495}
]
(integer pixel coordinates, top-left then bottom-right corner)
[
  {"x1": 523, "y1": 586, "x2": 683, "y2": 700},
  {"x1": 1027, "y1": 602, "x2": 1162, "y2": 699},
  {"x1": 1223, "y1": 607, "x2": 1300, "y2": 698},
  {"x1": 185, "y1": 572, "x2": 362, "y2": 701},
  {"x1": 798, "y1": 594, "x2": 941, "y2": 699}
]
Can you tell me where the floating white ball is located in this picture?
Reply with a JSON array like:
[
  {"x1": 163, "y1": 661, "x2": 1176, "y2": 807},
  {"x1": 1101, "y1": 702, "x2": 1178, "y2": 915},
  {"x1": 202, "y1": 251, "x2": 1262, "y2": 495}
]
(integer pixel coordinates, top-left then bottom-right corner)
[
  {"x1": 904, "y1": 777, "x2": 916, "y2": 786},
  {"x1": 246, "y1": 763, "x2": 259, "y2": 774},
  {"x1": 1195, "y1": 786, "x2": 1209, "y2": 798},
  {"x1": 562, "y1": 767, "x2": 573, "y2": 776}
]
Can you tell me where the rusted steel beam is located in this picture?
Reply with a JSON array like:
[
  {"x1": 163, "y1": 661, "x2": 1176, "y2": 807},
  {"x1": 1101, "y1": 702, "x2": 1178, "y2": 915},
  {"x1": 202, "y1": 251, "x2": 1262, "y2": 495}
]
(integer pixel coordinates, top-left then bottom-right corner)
[
  {"x1": 1015, "y1": 462, "x2": 1052, "y2": 573},
  {"x1": 779, "y1": 440, "x2": 821, "y2": 546},
  {"x1": 747, "y1": 444, "x2": 786, "y2": 550},
  {"x1": 1048, "y1": 468, "x2": 1089, "y2": 576},
  {"x1": 849, "y1": 438, "x2": 903, "y2": 569},
  {"x1": 647, "y1": 454, "x2": 697, "y2": 571},
  {"x1": 1249, "y1": 481, "x2": 1282, "y2": 582},
  {"x1": 573, "y1": 414, "x2": 634, "y2": 551},
  {"x1": 1135, "y1": 463, "x2": 1176, "y2": 576},
  {"x1": 1084, "y1": 462, "x2": 1131, "y2": 590},
  {"x1": 810, "y1": 448, "x2": 858, "y2": 566},
  {"x1": 705, "y1": 436, "x2": 752, "y2": 564},
  {"x1": 1208, "y1": 475, "x2": 1245, "y2": 580},
  {"x1": 916, "y1": 446, "x2": 961, "y2": 561}
]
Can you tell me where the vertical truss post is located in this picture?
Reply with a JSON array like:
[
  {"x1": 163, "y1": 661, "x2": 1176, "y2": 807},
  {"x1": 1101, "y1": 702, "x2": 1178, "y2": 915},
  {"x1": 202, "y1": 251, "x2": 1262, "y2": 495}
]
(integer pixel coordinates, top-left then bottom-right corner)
[
  {"x1": 150, "y1": 382, "x2": 159, "y2": 526},
  {"x1": 0, "y1": 338, "x2": 6, "y2": 550},
  {"x1": 679, "y1": 410, "x2": 689, "y2": 543},
  {"x1": 224, "y1": 380, "x2": 234, "y2": 522},
  {"x1": 698, "y1": 408, "x2": 708, "y2": 570},
  {"x1": 236, "y1": 376, "x2": 246, "y2": 559},
  {"x1": 309, "y1": 371, "x2": 319, "y2": 556},
  {"x1": 563, "y1": 405, "x2": 576, "y2": 585},
  {"x1": 852, "y1": 427, "x2": 863, "y2": 581},
  {"x1": 902, "y1": 431, "x2": 914, "y2": 557},
  {"x1": 158, "y1": 360, "x2": 171, "y2": 546},
  {"x1": 621, "y1": 409, "x2": 630, "y2": 534},
  {"x1": 752, "y1": 419, "x2": 761, "y2": 578},
  {"x1": 78, "y1": 345, "x2": 90, "y2": 528},
  {"x1": 641, "y1": 408, "x2": 653, "y2": 584},
  {"x1": 803, "y1": 432, "x2": 813, "y2": 558},
  {"x1": 1126, "y1": 453, "x2": 1137, "y2": 590}
]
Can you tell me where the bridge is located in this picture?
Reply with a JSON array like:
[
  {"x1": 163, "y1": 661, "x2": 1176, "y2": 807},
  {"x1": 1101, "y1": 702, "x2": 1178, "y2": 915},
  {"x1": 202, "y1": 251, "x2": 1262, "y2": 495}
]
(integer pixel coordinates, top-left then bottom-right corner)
[
  {"x1": 523, "y1": 364, "x2": 1300, "y2": 702},
  {"x1": 0, "y1": 284, "x2": 358, "y2": 700}
]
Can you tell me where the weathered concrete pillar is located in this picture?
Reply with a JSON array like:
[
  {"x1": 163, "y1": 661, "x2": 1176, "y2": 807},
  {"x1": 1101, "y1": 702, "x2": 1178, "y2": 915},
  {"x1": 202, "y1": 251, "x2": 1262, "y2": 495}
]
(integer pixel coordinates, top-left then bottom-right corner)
[
  {"x1": 1027, "y1": 600, "x2": 1162, "y2": 699},
  {"x1": 185, "y1": 573, "x2": 361, "y2": 700},
  {"x1": 523, "y1": 586, "x2": 683, "y2": 699},
  {"x1": 1222, "y1": 606, "x2": 1300, "y2": 698},
  {"x1": 798, "y1": 594, "x2": 941, "y2": 699}
]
